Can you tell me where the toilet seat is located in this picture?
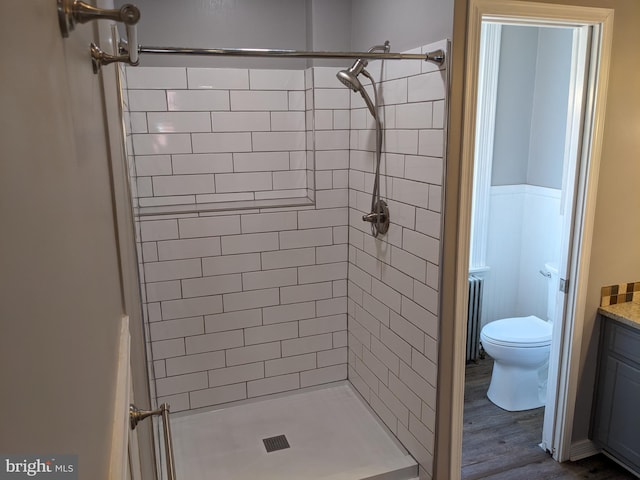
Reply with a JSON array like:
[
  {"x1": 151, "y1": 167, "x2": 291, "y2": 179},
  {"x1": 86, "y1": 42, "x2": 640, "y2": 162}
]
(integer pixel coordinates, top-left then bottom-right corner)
[{"x1": 481, "y1": 315, "x2": 552, "y2": 348}]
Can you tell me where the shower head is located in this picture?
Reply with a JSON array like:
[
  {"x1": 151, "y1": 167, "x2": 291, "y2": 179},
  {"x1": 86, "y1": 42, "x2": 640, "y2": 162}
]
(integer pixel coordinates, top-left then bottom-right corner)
[
  {"x1": 336, "y1": 68, "x2": 362, "y2": 92},
  {"x1": 336, "y1": 58, "x2": 377, "y2": 118},
  {"x1": 336, "y1": 57, "x2": 368, "y2": 91}
]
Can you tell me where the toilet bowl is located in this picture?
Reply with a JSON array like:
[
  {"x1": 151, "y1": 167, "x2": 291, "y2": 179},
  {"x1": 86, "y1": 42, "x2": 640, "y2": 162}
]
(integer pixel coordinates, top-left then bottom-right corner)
[
  {"x1": 480, "y1": 263, "x2": 558, "y2": 411},
  {"x1": 481, "y1": 316, "x2": 552, "y2": 411}
]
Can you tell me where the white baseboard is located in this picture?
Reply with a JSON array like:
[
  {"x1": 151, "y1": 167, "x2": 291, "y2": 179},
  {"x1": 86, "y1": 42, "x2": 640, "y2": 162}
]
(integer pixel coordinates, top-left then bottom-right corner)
[{"x1": 569, "y1": 439, "x2": 600, "y2": 461}]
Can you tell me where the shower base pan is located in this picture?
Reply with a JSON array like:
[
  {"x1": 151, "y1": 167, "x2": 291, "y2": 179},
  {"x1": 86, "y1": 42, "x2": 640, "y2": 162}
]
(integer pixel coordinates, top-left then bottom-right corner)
[{"x1": 169, "y1": 382, "x2": 418, "y2": 480}]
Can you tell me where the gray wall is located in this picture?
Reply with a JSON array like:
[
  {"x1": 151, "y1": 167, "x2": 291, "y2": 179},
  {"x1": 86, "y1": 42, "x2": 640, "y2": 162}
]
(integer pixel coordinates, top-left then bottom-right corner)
[
  {"x1": 492, "y1": 26, "x2": 573, "y2": 189},
  {"x1": 527, "y1": 27, "x2": 573, "y2": 188},
  {"x1": 119, "y1": 0, "x2": 309, "y2": 68},
  {"x1": 307, "y1": 0, "x2": 352, "y2": 67},
  {"x1": 350, "y1": 0, "x2": 453, "y2": 52},
  {"x1": 122, "y1": 1, "x2": 453, "y2": 69},
  {"x1": 491, "y1": 26, "x2": 537, "y2": 186}
]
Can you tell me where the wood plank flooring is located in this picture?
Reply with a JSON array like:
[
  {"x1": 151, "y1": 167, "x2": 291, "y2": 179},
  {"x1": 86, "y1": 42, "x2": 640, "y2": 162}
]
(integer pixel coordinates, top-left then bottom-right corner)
[{"x1": 462, "y1": 357, "x2": 636, "y2": 479}]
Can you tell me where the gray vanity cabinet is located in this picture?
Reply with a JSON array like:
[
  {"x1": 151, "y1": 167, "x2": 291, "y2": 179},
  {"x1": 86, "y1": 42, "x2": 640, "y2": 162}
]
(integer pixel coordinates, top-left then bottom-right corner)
[{"x1": 591, "y1": 316, "x2": 640, "y2": 475}]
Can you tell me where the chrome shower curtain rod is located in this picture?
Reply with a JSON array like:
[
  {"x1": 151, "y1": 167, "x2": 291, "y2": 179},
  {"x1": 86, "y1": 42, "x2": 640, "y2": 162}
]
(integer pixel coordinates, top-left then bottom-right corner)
[{"x1": 135, "y1": 45, "x2": 446, "y2": 65}]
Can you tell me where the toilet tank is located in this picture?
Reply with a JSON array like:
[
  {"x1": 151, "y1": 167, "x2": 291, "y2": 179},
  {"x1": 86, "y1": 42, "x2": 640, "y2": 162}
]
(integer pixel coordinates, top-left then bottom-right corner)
[{"x1": 544, "y1": 263, "x2": 559, "y2": 322}]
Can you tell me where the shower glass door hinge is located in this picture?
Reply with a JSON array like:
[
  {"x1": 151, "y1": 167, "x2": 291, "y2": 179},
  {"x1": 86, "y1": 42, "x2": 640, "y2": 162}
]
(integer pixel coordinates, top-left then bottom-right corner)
[{"x1": 560, "y1": 278, "x2": 569, "y2": 294}]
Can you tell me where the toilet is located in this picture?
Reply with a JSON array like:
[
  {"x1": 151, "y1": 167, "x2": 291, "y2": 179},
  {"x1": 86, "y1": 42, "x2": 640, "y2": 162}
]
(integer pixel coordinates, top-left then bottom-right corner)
[{"x1": 480, "y1": 263, "x2": 558, "y2": 411}]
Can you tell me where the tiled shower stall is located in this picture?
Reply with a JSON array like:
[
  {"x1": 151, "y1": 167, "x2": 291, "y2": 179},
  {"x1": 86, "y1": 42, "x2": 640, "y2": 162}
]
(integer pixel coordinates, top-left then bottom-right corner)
[{"x1": 121, "y1": 39, "x2": 447, "y2": 477}]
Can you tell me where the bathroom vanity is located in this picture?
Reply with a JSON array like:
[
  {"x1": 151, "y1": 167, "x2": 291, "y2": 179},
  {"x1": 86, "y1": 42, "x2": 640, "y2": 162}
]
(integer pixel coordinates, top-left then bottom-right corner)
[{"x1": 591, "y1": 301, "x2": 640, "y2": 476}]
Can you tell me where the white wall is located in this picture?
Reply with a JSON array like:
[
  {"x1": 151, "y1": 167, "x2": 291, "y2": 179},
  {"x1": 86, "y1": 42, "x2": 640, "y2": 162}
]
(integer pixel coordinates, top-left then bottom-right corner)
[
  {"x1": 0, "y1": 2, "x2": 131, "y2": 477},
  {"x1": 116, "y1": 3, "x2": 455, "y2": 477},
  {"x1": 483, "y1": 186, "x2": 525, "y2": 323},
  {"x1": 517, "y1": 187, "x2": 563, "y2": 316},
  {"x1": 483, "y1": 185, "x2": 562, "y2": 327},
  {"x1": 481, "y1": 25, "x2": 573, "y2": 328},
  {"x1": 347, "y1": 40, "x2": 448, "y2": 479},
  {"x1": 123, "y1": 39, "x2": 449, "y2": 478},
  {"x1": 124, "y1": 65, "x2": 351, "y2": 412},
  {"x1": 125, "y1": 66, "x2": 311, "y2": 209}
]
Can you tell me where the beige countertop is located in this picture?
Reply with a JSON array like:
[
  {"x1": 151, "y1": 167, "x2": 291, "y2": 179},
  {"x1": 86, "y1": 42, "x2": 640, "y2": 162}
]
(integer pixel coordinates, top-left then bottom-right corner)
[{"x1": 598, "y1": 301, "x2": 640, "y2": 329}]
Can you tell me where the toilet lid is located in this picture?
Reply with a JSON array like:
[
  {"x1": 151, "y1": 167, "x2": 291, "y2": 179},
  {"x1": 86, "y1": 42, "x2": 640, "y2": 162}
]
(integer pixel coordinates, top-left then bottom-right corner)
[{"x1": 481, "y1": 315, "x2": 552, "y2": 347}]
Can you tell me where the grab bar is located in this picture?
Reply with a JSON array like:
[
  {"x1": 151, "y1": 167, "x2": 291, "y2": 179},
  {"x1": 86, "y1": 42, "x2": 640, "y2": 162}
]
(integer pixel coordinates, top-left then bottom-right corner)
[
  {"x1": 130, "y1": 403, "x2": 176, "y2": 480},
  {"x1": 57, "y1": 0, "x2": 141, "y2": 72}
]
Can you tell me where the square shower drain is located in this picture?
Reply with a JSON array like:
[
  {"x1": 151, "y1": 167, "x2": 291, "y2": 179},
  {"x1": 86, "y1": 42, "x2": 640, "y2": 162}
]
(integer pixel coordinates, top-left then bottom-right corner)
[{"x1": 263, "y1": 434, "x2": 290, "y2": 453}]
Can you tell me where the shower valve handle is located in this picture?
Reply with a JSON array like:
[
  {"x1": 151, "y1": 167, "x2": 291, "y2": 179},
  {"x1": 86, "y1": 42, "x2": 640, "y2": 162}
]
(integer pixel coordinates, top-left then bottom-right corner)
[
  {"x1": 362, "y1": 212, "x2": 387, "y2": 224},
  {"x1": 361, "y1": 199, "x2": 390, "y2": 236},
  {"x1": 362, "y1": 212, "x2": 386, "y2": 223}
]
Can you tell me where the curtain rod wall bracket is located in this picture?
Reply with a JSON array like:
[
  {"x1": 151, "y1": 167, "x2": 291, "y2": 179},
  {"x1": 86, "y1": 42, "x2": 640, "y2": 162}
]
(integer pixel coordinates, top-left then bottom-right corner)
[
  {"x1": 425, "y1": 49, "x2": 446, "y2": 65},
  {"x1": 57, "y1": 0, "x2": 140, "y2": 38},
  {"x1": 90, "y1": 42, "x2": 139, "y2": 74},
  {"x1": 58, "y1": 0, "x2": 140, "y2": 72}
]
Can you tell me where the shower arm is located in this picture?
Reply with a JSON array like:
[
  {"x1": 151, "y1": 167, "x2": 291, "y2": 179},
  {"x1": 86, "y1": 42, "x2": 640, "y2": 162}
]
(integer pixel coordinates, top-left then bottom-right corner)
[{"x1": 368, "y1": 41, "x2": 391, "y2": 55}]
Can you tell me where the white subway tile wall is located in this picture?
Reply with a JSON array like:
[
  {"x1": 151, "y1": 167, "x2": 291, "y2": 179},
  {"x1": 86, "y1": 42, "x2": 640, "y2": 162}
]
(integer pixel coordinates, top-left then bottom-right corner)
[
  {"x1": 137, "y1": 198, "x2": 350, "y2": 403},
  {"x1": 124, "y1": 66, "x2": 310, "y2": 209},
  {"x1": 122, "y1": 40, "x2": 447, "y2": 479},
  {"x1": 124, "y1": 66, "x2": 350, "y2": 417},
  {"x1": 120, "y1": 65, "x2": 162, "y2": 408},
  {"x1": 346, "y1": 40, "x2": 447, "y2": 479}
]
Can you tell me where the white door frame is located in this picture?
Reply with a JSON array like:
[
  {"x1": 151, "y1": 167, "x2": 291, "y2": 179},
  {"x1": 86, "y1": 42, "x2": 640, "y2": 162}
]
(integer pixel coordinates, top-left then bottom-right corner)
[
  {"x1": 468, "y1": 23, "x2": 501, "y2": 274},
  {"x1": 96, "y1": 14, "x2": 158, "y2": 480},
  {"x1": 470, "y1": 19, "x2": 591, "y2": 455},
  {"x1": 451, "y1": 0, "x2": 614, "y2": 474},
  {"x1": 540, "y1": 22, "x2": 590, "y2": 456}
]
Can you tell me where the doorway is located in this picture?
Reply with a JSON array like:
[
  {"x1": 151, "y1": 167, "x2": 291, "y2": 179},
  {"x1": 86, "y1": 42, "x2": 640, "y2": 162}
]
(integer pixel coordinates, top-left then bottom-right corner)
[
  {"x1": 448, "y1": 1, "x2": 615, "y2": 477},
  {"x1": 464, "y1": 20, "x2": 580, "y2": 470}
]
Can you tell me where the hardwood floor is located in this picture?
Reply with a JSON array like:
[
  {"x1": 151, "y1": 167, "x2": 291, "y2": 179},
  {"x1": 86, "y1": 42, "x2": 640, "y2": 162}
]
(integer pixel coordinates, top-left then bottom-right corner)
[{"x1": 462, "y1": 357, "x2": 636, "y2": 479}]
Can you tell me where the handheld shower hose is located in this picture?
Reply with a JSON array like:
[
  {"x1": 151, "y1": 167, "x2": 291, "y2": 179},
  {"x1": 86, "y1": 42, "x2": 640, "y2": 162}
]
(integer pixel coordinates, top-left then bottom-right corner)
[{"x1": 336, "y1": 42, "x2": 390, "y2": 237}]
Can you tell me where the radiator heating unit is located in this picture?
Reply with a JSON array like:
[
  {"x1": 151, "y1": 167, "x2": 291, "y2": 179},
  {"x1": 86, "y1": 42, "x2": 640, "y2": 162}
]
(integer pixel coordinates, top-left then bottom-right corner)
[{"x1": 467, "y1": 275, "x2": 484, "y2": 363}]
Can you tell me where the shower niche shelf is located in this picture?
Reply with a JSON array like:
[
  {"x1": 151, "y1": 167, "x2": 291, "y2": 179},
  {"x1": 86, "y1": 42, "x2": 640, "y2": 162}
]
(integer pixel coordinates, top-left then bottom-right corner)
[{"x1": 134, "y1": 196, "x2": 315, "y2": 217}]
